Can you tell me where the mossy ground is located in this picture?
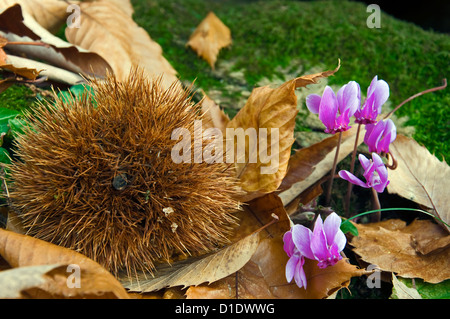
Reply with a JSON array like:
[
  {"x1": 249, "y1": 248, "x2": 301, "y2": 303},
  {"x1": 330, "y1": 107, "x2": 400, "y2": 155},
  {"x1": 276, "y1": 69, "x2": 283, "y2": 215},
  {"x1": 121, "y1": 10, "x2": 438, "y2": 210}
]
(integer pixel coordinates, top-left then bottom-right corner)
[{"x1": 130, "y1": 0, "x2": 449, "y2": 160}]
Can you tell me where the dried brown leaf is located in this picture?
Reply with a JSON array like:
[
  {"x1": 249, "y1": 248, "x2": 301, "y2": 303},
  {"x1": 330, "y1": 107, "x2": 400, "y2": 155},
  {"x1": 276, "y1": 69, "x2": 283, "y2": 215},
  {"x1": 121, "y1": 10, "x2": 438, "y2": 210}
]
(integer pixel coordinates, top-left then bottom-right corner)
[
  {"x1": 187, "y1": 12, "x2": 231, "y2": 69},
  {"x1": 0, "y1": 4, "x2": 112, "y2": 78},
  {"x1": 0, "y1": 0, "x2": 69, "y2": 33},
  {"x1": 351, "y1": 219, "x2": 450, "y2": 283},
  {"x1": 120, "y1": 232, "x2": 260, "y2": 292},
  {"x1": 227, "y1": 63, "x2": 340, "y2": 202},
  {"x1": 388, "y1": 134, "x2": 450, "y2": 232},
  {"x1": 65, "y1": 1, "x2": 178, "y2": 89},
  {"x1": 0, "y1": 228, "x2": 129, "y2": 298}
]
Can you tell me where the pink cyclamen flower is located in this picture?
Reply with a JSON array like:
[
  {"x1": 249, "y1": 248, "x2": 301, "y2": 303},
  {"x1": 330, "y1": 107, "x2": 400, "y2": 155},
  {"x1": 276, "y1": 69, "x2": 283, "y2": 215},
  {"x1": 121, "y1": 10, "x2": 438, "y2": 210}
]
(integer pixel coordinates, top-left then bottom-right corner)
[
  {"x1": 339, "y1": 153, "x2": 390, "y2": 193},
  {"x1": 354, "y1": 75, "x2": 390, "y2": 124},
  {"x1": 364, "y1": 118, "x2": 397, "y2": 154},
  {"x1": 283, "y1": 230, "x2": 307, "y2": 289},
  {"x1": 283, "y1": 212, "x2": 347, "y2": 289},
  {"x1": 306, "y1": 81, "x2": 360, "y2": 134}
]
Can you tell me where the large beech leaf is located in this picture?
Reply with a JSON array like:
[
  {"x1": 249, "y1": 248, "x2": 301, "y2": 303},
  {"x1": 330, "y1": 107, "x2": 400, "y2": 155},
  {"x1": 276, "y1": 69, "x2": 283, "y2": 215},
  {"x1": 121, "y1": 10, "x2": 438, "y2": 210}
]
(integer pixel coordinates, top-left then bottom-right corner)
[
  {"x1": 388, "y1": 134, "x2": 450, "y2": 232},
  {"x1": 187, "y1": 12, "x2": 232, "y2": 69},
  {"x1": 65, "y1": 1, "x2": 179, "y2": 89},
  {"x1": 351, "y1": 219, "x2": 450, "y2": 283},
  {"x1": 226, "y1": 62, "x2": 340, "y2": 202},
  {"x1": 120, "y1": 232, "x2": 260, "y2": 292},
  {"x1": 0, "y1": 228, "x2": 129, "y2": 298}
]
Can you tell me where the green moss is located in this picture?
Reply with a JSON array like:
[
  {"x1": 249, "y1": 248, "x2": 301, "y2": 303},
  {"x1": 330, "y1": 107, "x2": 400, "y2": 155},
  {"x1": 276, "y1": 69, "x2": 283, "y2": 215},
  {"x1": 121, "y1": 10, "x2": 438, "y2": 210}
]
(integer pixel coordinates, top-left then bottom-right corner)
[
  {"x1": 131, "y1": 0, "x2": 449, "y2": 159},
  {"x1": 0, "y1": 84, "x2": 38, "y2": 112}
]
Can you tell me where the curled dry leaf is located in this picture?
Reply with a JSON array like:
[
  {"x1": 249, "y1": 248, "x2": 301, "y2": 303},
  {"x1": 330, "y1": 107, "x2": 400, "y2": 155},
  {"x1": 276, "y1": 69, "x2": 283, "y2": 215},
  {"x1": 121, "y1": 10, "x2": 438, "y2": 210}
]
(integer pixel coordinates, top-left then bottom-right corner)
[
  {"x1": 0, "y1": 4, "x2": 112, "y2": 78},
  {"x1": 5, "y1": 54, "x2": 83, "y2": 85},
  {"x1": 351, "y1": 219, "x2": 450, "y2": 283},
  {"x1": 0, "y1": 264, "x2": 63, "y2": 298},
  {"x1": 388, "y1": 134, "x2": 450, "y2": 232},
  {"x1": 227, "y1": 62, "x2": 340, "y2": 202},
  {"x1": 0, "y1": 0, "x2": 69, "y2": 33},
  {"x1": 65, "y1": 0, "x2": 178, "y2": 89},
  {"x1": 0, "y1": 228, "x2": 129, "y2": 298},
  {"x1": 390, "y1": 273, "x2": 422, "y2": 299},
  {"x1": 187, "y1": 12, "x2": 231, "y2": 69}
]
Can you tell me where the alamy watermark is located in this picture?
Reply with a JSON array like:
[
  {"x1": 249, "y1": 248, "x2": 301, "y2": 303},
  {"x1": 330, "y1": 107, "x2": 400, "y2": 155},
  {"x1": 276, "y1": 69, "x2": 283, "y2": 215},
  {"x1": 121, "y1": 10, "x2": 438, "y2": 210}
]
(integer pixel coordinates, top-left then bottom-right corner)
[
  {"x1": 366, "y1": 264, "x2": 381, "y2": 288},
  {"x1": 170, "y1": 120, "x2": 280, "y2": 174},
  {"x1": 366, "y1": 4, "x2": 381, "y2": 28},
  {"x1": 66, "y1": 264, "x2": 81, "y2": 288},
  {"x1": 66, "y1": 4, "x2": 81, "y2": 29}
]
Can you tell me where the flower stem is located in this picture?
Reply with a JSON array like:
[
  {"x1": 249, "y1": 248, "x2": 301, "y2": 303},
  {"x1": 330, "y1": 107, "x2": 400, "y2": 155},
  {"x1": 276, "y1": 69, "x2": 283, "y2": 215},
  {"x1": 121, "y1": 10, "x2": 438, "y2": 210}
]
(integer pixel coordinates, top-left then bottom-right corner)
[
  {"x1": 344, "y1": 123, "x2": 361, "y2": 215},
  {"x1": 325, "y1": 131, "x2": 342, "y2": 205},
  {"x1": 371, "y1": 188, "x2": 381, "y2": 222},
  {"x1": 384, "y1": 78, "x2": 447, "y2": 120}
]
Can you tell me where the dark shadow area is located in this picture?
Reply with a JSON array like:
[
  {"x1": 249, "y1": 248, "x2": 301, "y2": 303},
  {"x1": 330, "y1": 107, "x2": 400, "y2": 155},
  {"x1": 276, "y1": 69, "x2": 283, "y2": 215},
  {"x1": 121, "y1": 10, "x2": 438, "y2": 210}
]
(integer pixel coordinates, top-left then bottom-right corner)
[{"x1": 355, "y1": 0, "x2": 450, "y2": 33}]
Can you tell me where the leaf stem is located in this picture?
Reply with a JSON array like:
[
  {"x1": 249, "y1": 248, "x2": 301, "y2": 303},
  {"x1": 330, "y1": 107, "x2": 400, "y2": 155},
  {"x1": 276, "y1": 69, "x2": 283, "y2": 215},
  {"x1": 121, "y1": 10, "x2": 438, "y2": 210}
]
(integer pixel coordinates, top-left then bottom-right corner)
[{"x1": 325, "y1": 131, "x2": 342, "y2": 205}]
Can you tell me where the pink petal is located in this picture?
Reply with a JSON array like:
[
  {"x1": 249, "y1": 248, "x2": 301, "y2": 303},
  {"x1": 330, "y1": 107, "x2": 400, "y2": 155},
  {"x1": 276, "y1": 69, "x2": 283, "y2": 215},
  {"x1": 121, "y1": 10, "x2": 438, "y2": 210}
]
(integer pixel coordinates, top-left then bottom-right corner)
[
  {"x1": 358, "y1": 153, "x2": 371, "y2": 171},
  {"x1": 385, "y1": 119, "x2": 397, "y2": 143},
  {"x1": 366, "y1": 75, "x2": 379, "y2": 97},
  {"x1": 318, "y1": 86, "x2": 338, "y2": 132},
  {"x1": 373, "y1": 79, "x2": 390, "y2": 113},
  {"x1": 323, "y1": 212, "x2": 342, "y2": 247},
  {"x1": 365, "y1": 120, "x2": 385, "y2": 152},
  {"x1": 306, "y1": 94, "x2": 321, "y2": 114},
  {"x1": 283, "y1": 230, "x2": 295, "y2": 257},
  {"x1": 285, "y1": 255, "x2": 298, "y2": 283},
  {"x1": 294, "y1": 256, "x2": 307, "y2": 289},
  {"x1": 337, "y1": 81, "x2": 360, "y2": 116},
  {"x1": 310, "y1": 215, "x2": 328, "y2": 261},
  {"x1": 291, "y1": 225, "x2": 315, "y2": 260},
  {"x1": 339, "y1": 170, "x2": 369, "y2": 188}
]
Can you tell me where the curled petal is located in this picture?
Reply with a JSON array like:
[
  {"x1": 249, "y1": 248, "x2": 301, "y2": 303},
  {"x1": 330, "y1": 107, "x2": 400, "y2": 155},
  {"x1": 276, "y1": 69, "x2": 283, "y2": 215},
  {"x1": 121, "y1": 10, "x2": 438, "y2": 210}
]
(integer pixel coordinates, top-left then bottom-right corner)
[
  {"x1": 358, "y1": 153, "x2": 371, "y2": 171},
  {"x1": 338, "y1": 170, "x2": 369, "y2": 188}
]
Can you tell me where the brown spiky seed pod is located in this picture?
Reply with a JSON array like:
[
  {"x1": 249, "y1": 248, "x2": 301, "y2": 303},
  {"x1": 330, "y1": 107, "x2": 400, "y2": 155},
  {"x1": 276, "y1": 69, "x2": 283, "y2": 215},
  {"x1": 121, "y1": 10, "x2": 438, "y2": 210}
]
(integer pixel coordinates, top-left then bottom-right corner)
[{"x1": 8, "y1": 70, "x2": 241, "y2": 276}]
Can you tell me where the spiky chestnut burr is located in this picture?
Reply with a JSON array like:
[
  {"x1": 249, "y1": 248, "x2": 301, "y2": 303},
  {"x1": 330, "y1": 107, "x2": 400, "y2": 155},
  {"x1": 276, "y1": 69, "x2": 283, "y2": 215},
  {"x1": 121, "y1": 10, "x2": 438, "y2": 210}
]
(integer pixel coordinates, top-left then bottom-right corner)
[{"x1": 7, "y1": 70, "x2": 241, "y2": 277}]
